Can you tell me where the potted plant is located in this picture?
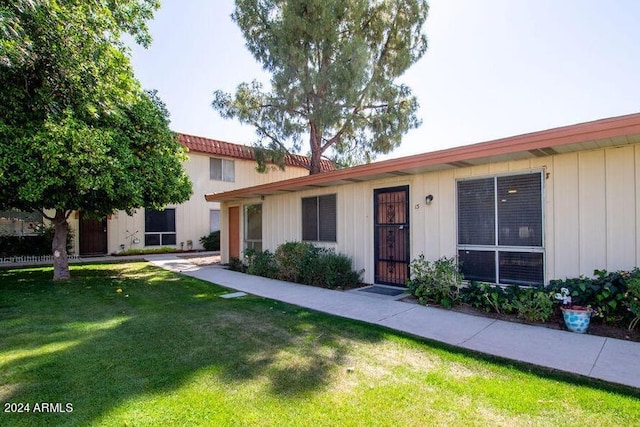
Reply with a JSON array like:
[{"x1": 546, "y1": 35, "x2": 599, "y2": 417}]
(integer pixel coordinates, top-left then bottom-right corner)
[{"x1": 554, "y1": 288, "x2": 593, "y2": 333}]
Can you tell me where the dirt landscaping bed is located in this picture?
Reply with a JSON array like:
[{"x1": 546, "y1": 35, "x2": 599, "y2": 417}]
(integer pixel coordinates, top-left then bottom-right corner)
[{"x1": 401, "y1": 294, "x2": 640, "y2": 343}]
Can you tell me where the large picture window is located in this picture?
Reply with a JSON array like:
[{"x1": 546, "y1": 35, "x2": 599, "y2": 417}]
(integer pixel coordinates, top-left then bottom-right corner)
[
  {"x1": 302, "y1": 194, "x2": 337, "y2": 242},
  {"x1": 457, "y1": 172, "x2": 543, "y2": 286},
  {"x1": 145, "y1": 208, "x2": 176, "y2": 246},
  {"x1": 210, "y1": 158, "x2": 235, "y2": 182}
]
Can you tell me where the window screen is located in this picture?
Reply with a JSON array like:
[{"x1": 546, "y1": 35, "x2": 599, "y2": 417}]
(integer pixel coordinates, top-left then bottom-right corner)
[
  {"x1": 302, "y1": 197, "x2": 318, "y2": 241},
  {"x1": 210, "y1": 158, "x2": 235, "y2": 182},
  {"x1": 144, "y1": 208, "x2": 176, "y2": 246},
  {"x1": 457, "y1": 178, "x2": 495, "y2": 245},
  {"x1": 244, "y1": 204, "x2": 262, "y2": 251},
  {"x1": 457, "y1": 172, "x2": 544, "y2": 286},
  {"x1": 318, "y1": 195, "x2": 337, "y2": 242},
  {"x1": 497, "y1": 174, "x2": 542, "y2": 247},
  {"x1": 302, "y1": 194, "x2": 336, "y2": 242}
]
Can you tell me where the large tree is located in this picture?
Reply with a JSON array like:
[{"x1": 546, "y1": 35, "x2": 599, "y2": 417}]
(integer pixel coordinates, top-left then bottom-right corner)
[
  {"x1": 0, "y1": 1, "x2": 192, "y2": 280},
  {"x1": 213, "y1": 0, "x2": 428, "y2": 174}
]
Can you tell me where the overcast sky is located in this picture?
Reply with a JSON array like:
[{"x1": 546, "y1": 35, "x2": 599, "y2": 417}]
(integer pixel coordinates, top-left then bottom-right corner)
[{"x1": 128, "y1": 0, "x2": 640, "y2": 159}]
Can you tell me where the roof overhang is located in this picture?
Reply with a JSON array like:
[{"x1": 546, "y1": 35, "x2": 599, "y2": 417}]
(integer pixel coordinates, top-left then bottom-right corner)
[{"x1": 205, "y1": 112, "x2": 640, "y2": 203}]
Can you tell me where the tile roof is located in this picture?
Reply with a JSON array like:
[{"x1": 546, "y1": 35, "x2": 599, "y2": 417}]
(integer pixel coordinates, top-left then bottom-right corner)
[{"x1": 177, "y1": 133, "x2": 335, "y2": 172}]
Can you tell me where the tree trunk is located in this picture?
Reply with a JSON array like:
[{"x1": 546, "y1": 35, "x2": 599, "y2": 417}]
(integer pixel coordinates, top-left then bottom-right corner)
[
  {"x1": 310, "y1": 148, "x2": 323, "y2": 175},
  {"x1": 52, "y1": 209, "x2": 71, "y2": 281},
  {"x1": 309, "y1": 123, "x2": 322, "y2": 175}
]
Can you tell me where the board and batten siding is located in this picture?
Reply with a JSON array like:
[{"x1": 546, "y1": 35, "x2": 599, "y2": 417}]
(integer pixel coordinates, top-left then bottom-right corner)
[{"x1": 221, "y1": 143, "x2": 640, "y2": 285}]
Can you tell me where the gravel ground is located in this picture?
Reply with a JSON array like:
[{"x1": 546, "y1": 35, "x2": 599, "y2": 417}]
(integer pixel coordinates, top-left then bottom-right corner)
[{"x1": 177, "y1": 254, "x2": 221, "y2": 266}]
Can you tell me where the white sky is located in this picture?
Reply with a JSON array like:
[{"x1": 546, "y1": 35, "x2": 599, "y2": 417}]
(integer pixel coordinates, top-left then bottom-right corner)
[{"x1": 128, "y1": 0, "x2": 640, "y2": 160}]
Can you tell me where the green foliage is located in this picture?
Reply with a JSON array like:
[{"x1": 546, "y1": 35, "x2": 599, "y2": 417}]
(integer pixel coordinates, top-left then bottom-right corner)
[
  {"x1": 242, "y1": 242, "x2": 362, "y2": 289},
  {"x1": 115, "y1": 247, "x2": 181, "y2": 256},
  {"x1": 407, "y1": 255, "x2": 464, "y2": 308},
  {"x1": 548, "y1": 269, "x2": 639, "y2": 325},
  {"x1": 0, "y1": 224, "x2": 73, "y2": 257},
  {"x1": 313, "y1": 251, "x2": 362, "y2": 289},
  {"x1": 199, "y1": 231, "x2": 221, "y2": 251},
  {"x1": 274, "y1": 241, "x2": 318, "y2": 282},
  {"x1": 0, "y1": 1, "x2": 192, "y2": 279},
  {"x1": 460, "y1": 281, "x2": 513, "y2": 314},
  {"x1": 511, "y1": 288, "x2": 554, "y2": 323},
  {"x1": 244, "y1": 248, "x2": 278, "y2": 278},
  {"x1": 213, "y1": 0, "x2": 429, "y2": 174},
  {"x1": 624, "y1": 277, "x2": 640, "y2": 331},
  {"x1": 228, "y1": 256, "x2": 246, "y2": 273}
]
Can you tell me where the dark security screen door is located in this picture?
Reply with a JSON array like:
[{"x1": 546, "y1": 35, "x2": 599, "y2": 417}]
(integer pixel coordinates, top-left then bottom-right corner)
[{"x1": 374, "y1": 186, "x2": 410, "y2": 286}]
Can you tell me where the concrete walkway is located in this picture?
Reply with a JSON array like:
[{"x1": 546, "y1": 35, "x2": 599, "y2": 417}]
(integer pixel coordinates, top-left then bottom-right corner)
[{"x1": 144, "y1": 255, "x2": 640, "y2": 390}]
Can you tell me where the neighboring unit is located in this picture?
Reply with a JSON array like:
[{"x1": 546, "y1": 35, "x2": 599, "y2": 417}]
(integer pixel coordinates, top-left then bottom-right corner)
[
  {"x1": 206, "y1": 113, "x2": 640, "y2": 286},
  {"x1": 3, "y1": 135, "x2": 330, "y2": 257}
]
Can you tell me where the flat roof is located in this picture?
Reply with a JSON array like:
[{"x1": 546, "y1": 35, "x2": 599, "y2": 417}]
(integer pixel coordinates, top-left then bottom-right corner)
[{"x1": 205, "y1": 112, "x2": 640, "y2": 202}]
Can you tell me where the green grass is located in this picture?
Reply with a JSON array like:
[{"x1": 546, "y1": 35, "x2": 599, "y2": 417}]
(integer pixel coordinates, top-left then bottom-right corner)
[{"x1": 1, "y1": 263, "x2": 638, "y2": 426}]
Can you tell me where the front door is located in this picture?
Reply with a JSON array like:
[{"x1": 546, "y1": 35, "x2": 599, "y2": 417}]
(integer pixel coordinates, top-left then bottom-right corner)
[
  {"x1": 79, "y1": 215, "x2": 108, "y2": 255},
  {"x1": 228, "y1": 206, "x2": 240, "y2": 259},
  {"x1": 374, "y1": 186, "x2": 410, "y2": 286}
]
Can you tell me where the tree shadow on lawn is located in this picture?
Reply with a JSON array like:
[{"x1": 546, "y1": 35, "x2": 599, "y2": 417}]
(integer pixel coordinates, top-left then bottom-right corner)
[{"x1": 0, "y1": 263, "x2": 383, "y2": 425}]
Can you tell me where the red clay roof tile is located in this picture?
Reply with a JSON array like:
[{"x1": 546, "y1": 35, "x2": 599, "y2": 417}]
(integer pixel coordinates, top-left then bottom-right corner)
[{"x1": 177, "y1": 133, "x2": 335, "y2": 172}]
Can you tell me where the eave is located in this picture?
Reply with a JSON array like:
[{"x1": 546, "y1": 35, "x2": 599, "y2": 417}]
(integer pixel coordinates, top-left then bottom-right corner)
[{"x1": 205, "y1": 112, "x2": 640, "y2": 203}]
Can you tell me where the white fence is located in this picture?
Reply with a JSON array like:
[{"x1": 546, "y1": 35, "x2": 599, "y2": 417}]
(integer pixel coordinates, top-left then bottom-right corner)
[{"x1": 0, "y1": 254, "x2": 80, "y2": 265}]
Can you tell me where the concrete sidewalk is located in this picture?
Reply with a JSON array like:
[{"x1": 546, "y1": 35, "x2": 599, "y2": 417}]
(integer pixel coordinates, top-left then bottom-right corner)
[{"x1": 147, "y1": 255, "x2": 640, "y2": 390}]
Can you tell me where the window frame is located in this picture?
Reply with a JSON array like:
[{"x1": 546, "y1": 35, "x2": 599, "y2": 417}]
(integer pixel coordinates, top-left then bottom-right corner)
[
  {"x1": 144, "y1": 208, "x2": 177, "y2": 247},
  {"x1": 244, "y1": 203, "x2": 262, "y2": 251},
  {"x1": 301, "y1": 194, "x2": 337, "y2": 243},
  {"x1": 456, "y1": 171, "x2": 545, "y2": 286},
  {"x1": 210, "y1": 209, "x2": 220, "y2": 233},
  {"x1": 210, "y1": 157, "x2": 235, "y2": 182}
]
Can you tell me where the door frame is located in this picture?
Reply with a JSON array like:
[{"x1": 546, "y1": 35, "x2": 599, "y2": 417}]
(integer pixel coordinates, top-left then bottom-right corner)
[{"x1": 373, "y1": 185, "x2": 410, "y2": 286}]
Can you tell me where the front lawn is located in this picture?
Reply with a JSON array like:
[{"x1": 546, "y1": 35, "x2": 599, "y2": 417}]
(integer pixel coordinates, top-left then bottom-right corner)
[{"x1": 1, "y1": 263, "x2": 638, "y2": 426}]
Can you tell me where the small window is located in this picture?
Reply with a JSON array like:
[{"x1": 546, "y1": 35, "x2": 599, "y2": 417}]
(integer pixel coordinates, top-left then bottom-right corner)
[
  {"x1": 245, "y1": 204, "x2": 262, "y2": 251},
  {"x1": 302, "y1": 194, "x2": 336, "y2": 242},
  {"x1": 210, "y1": 209, "x2": 220, "y2": 232},
  {"x1": 210, "y1": 158, "x2": 235, "y2": 182},
  {"x1": 145, "y1": 208, "x2": 176, "y2": 246}
]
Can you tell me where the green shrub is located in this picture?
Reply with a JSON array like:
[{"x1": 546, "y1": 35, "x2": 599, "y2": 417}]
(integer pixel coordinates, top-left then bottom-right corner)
[
  {"x1": 407, "y1": 255, "x2": 464, "y2": 308},
  {"x1": 511, "y1": 288, "x2": 554, "y2": 323},
  {"x1": 241, "y1": 243, "x2": 362, "y2": 289},
  {"x1": 116, "y1": 247, "x2": 179, "y2": 256},
  {"x1": 460, "y1": 281, "x2": 513, "y2": 314},
  {"x1": 274, "y1": 242, "x2": 318, "y2": 282},
  {"x1": 548, "y1": 269, "x2": 639, "y2": 325},
  {"x1": 228, "y1": 256, "x2": 245, "y2": 272},
  {"x1": 199, "y1": 231, "x2": 220, "y2": 251},
  {"x1": 308, "y1": 250, "x2": 362, "y2": 289},
  {"x1": 0, "y1": 224, "x2": 74, "y2": 257},
  {"x1": 244, "y1": 249, "x2": 278, "y2": 278},
  {"x1": 625, "y1": 277, "x2": 640, "y2": 330}
]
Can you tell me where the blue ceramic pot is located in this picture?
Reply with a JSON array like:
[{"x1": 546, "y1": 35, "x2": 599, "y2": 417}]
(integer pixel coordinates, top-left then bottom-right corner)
[{"x1": 561, "y1": 306, "x2": 592, "y2": 333}]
